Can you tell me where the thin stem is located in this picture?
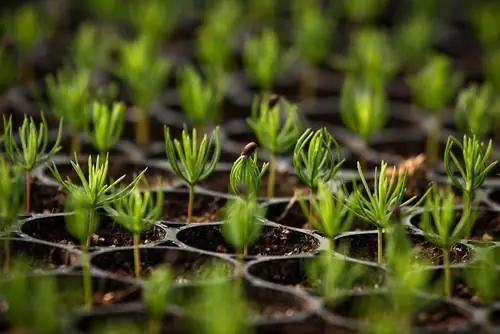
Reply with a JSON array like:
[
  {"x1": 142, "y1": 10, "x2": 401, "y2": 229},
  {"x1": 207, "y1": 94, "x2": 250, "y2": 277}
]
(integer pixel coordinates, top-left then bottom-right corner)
[
  {"x1": 187, "y1": 185, "x2": 194, "y2": 223},
  {"x1": 3, "y1": 238, "x2": 10, "y2": 274},
  {"x1": 243, "y1": 244, "x2": 248, "y2": 257},
  {"x1": 82, "y1": 239, "x2": 93, "y2": 309},
  {"x1": 71, "y1": 133, "x2": 82, "y2": 155},
  {"x1": 426, "y1": 113, "x2": 442, "y2": 165},
  {"x1": 483, "y1": 306, "x2": 492, "y2": 334},
  {"x1": 377, "y1": 228, "x2": 383, "y2": 265},
  {"x1": 25, "y1": 171, "x2": 31, "y2": 213},
  {"x1": 148, "y1": 317, "x2": 161, "y2": 334},
  {"x1": 136, "y1": 107, "x2": 150, "y2": 145},
  {"x1": 266, "y1": 154, "x2": 276, "y2": 198},
  {"x1": 443, "y1": 247, "x2": 451, "y2": 298},
  {"x1": 133, "y1": 233, "x2": 141, "y2": 278}
]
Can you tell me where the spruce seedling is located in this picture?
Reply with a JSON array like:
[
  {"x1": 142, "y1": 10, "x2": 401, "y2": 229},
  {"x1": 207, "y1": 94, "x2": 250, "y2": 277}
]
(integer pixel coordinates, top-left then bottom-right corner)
[
  {"x1": 143, "y1": 267, "x2": 173, "y2": 334},
  {"x1": 299, "y1": 181, "x2": 353, "y2": 246},
  {"x1": 394, "y1": 13, "x2": 433, "y2": 71},
  {"x1": 340, "y1": 76, "x2": 388, "y2": 164},
  {"x1": 71, "y1": 23, "x2": 115, "y2": 70},
  {"x1": 454, "y1": 83, "x2": 500, "y2": 137},
  {"x1": 0, "y1": 159, "x2": 24, "y2": 273},
  {"x1": 3, "y1": 114, "x2": 62, "y2": 213},
  {"x1": 164, "y1": 127, "x2": 221, "y2": 223},
  {"x1": 84, "y1": 100, "x2": 125, "y2": 161},
  {"x1": 341, "y1": 162, "x2": 420, "y2": 265},
  {"x1": 178, "y1": 65, "x2": 225, "y2": 128},
  {"x1": 244, "y1": 28, "x2": 294, "y2": 94},
  {"x1": 247, "y1": 95, "x2": 303, "y2": 197},
  {"x1": 444, "y1": 135, "x2": 497, "y2": 218},
  {"x1": 407, "y1": 54, "x2": 462, "y2": 165},
  {"x1": 118, "y1": 35, "x2": 170, "y2": 145},
  {"x1": 292, "y1": 0, "x2": 335, "y2": 100},
  {"x1": 106, "y1": 178, "x2": 163, "y2": 278},
  {"x1": 341, "y1": 0, "x2": 387, "y2": 23},
  {"x1": 420, "y1": 185, "x2": 477, "y2": 297},
  {"x1": 229, "y1": 142, "x2": 269, "y2": 197},
  {"x1": 470, "y1": 1, "x2": 500, "y2": 50},
  {"x1": 45, "y1": 66, "x2": 90, "y2": 154}
]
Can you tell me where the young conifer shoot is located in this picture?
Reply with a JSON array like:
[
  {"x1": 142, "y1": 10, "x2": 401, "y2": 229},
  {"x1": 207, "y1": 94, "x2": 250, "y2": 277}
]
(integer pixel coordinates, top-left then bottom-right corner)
[
  {"x1": 419, "y1": 184, "x2": 477, "y2": 297},
  {"x1": 164, "y1": 127, "x2": 221, "y2": 223},
  {"x1": 0, "y1": 159, "x2": 24, "y2": 273},
  {"x1": 299, "y1": 181, "x2": 353, "y2": 244},
  {"x1": 45, "y1": 66, "x2": 90, "y2": 154},
  {"x1": 84, "y1": 100, "x2": 125, "y2": 161},
  {"x1": 118, "y1": 35, "x2": 170, "y2": 145},
  {"x1": 143, "y1": 267, "x2": 173, "y2": 334},
  {"x1": 247, "y1": 95, "x2": 303, "y2": 198},
  {"x1": 3, "y1": 114, "x2": 63, "y2": 213},
  {"x1": 407, "y1": 54, "x2": 462, "y2": 165},
  {"x1": 342, "y1": 162, "x2": 420, "y2": 265},
  {"x1": 229, "y1": 142, "x2": 269, "y2": 197},
  {"x1": 106, "y1": 177, "x2": 163, "y2": 278},
  {"x1": 443, "y1": 134, "x2": 497, "y2": 220}
]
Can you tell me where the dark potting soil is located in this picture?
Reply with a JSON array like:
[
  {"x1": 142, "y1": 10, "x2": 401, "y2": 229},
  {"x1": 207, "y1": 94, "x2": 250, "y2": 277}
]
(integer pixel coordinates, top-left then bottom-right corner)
[
  {"x1": 250, "y1": 301, "x2": 300, "y2": 319},
  {"x1": 177, "y1": 224, "x2": 319, "y2": 256},
  {"x1": 160, "y1": 193, "x2": 226, "y2": 223},
  {"x1": 200, "y1": 170, "x2": 307, "y2": 198},
  {"x1": 413, "y1": 303, "x2": 472, "y2": 332},
  {"x1": 21, "y1": 216, "x2": 166, "y2": 248},
  {"x1": 30, "y1": 177, "x2": 66, "y2": 214}
]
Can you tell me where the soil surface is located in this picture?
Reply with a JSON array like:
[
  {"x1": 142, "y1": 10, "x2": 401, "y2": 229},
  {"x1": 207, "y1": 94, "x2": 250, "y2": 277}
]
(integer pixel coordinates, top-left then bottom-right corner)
[
  {"x1": 200, "y1": 170, "x2": 307, "y2": 198},
  {"x1": 177, "y1": 224, "x2": 319, "y2": 256},
  {"x1": 4, "y1": 240, "x2": 79, "y2": 270},
  {"x1": 30, "y1": 177, "x2": 66, "y2": 214},
  {"x1": 160, "y1": 192, "x2": 226, "y2": 223},
  {"x1": 413, "y1": 303, "x2": 472, "y2": 332}
]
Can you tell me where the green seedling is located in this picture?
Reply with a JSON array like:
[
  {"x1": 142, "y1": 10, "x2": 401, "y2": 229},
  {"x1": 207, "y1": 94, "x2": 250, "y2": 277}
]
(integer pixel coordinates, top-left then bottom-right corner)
[
  {"x1": 229, "y1": 142, "x2": 269, "y2": 197},
  {"x1": 244, "y1": 28, "x2": 294, "y2": 94},
  {"x1": 340, "y1": 76, "x2": 388, "y2": 164},
  {"x1": 71, "y1": 23, "x2": 116, "y2": 70},
  {"x1": 299, "y1": 181, "x2": 353, "y2": 245},
  {"x1": 118, "y1": 35, "x2": 170, "y2": 145},
  {"x1": 420, "y1": 184, "x2": 477, "y2": 297},
  {"x1": 407, "y1": 54, "x2": 463, "y2": 165},
  {"x1": 336, "y1": 28, "x2": 397, "y2": 89},
  {"x1": 471, "y1": 1, "x2": 500, "y2": 50},
  {"x1": 306, "y1": 247, "x2": 366, "y2": 303},
  {"x1": 53, "y1": 154, "x2": 144, "y2": 308},
  {"x1": 444, "y1": 135, "x2": 496, "y2": 219},
  {"x1": 0, "y1": 260, "x2": 62, "y2": 333},
  {"x1": 342, "y1": 162, "x2": 420, "y2": 265},
  {"x1": 341, "y1": 0, "x2": 387, "y2": 23},
  {"x1": 293, "y1": 127, "x2": 344, "y2": 196},
  {"x1": 106, "y1": 178, "x2": 163, "y2": 278},
  {"x1": 247, "y1": 95, "x2": 303, "y2": 198},
  {"x1": 464, "y1": 248, "x2": 500, "y2": 332},
  {"x1": 3, "y1": 114, "x2": 62, "y2": 213},
  {"x1": 0, "y1": 46, "x2": 17, "y2": 93},
  {"x1": 394, "y1": 14, "x2": 433, "y2": 70},
  {"x1": 0, "y1": 159, "x2": 24, "y2": 273},
  {"x1": 454, "y1": 83, "x2": 500, "y2": 137},
  {"x1": 164, "y1": 127, "x2": 221, "y2": 223},
  {"x1": 247, "y1": 0, "x2": 277, "y2": 26},
  {"x1": 292, "y1": 0, "x2": 335, "y2": 100},
  {"x1": 178, "y1": 65, "x2": 225, "y2": 128},
  {"x1": 45, "y1": 66, "x2": 91, "y2": 154},
  {"x1": 84, "y1": 0, "x2": 126, "y2": 23},
  {"x1": 221, "y1": 195, "x2": 265, "y2": 270},
  {"x1": 143, "y1": 267, "x2": 173, "y2": 334},
  {"x1": 483, "y1": 48, "x2": 500, "y2": 140},
  {"x1": 84, "y1": 100, "x2": 125, "y2": 161}
]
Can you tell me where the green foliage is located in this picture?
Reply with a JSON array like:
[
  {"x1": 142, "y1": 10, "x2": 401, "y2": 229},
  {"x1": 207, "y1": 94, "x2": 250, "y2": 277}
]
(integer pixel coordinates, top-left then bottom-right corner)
[
  {"x1": 464, "y1": 247, "x2": 500, "y2": 306},
  {"x1": 298, "y1": 181, "x2": 353, "y2": 240},
  {"x1": 106, "y1": 179, "x2": 163, "y2": 235},
  {"x1": 484, "y1": 48, "x2": 500, "y2": 93},
  {"x1": 340, "y1": 77, "x2": 388, "y2": 143},
  {"x1": 143, "y1": 267, "x2": 173, "y2": 334},
  {"x1": 164, "y1": 127, "x2": 221, "y2": 187},
  {"x1": 3, "y1": 113, "x2": 62, "y2": 172},
  {"x1": 0, "y1": 159, "x2": 24, "y2": 232},
  {"x1": 247, "y1": 95, "x2": 303, "y2": 155},
  {"x1": 71, "y1": 23, "x2": 116, "y2": 70},
  {"x1": 229, "y1": 143, "x2": 269, "y2": 197},
  {"x1": 84, "y1": 0, "x2": 127, "y2": 22},
  {"x1": 407, "y1": 54, "x2": 462, "y2": 112},
  {"x1": 471, "y1": 1, "x2": 500, "y2": 50},
  {"x1": 293, "y1": 127, "x2": 344, "y2": 190},
  {"x1": 341, "y1": 0, "x2": 387, "y2": 22},
  {"x1": 221, "y1": 195, "x2": 265, "y2": 256},
  {"x1": 84, "y1": 101, "x2": 125, "y2": 156},
  {"x1": 244, "y1": 29, "x2": 294, "y2": 93},
  {"x1": 337, "y1": 28, "x2": 397, "y2": 88},
  {"x1": 45, "y1": 67, "x2": 91, "y2": 132},
  {"x1": 394, "y1": 14, "x2": 433, "y2": 69},
  {"x1": 64, "y1": 188, "x2": 100, "y2": 242},
  {"x1": 444, "y1": 135, "x2": 497, "y2": 196},
  {"x1": 292, "y1": 0, "x2": 335, "y2": 66},
  {"x1": 0, "y1": 47, "x2": 17, "y2": 92},
  {"x1": 247, "y1": 0, "x2": 277, "y2": 24},
  {"x1": 454, "y1": 83, "x2": 500, "y2": 136},
  {"x1": 178, "y1": 65, "x2": 225, "y2": 126},
  {"x1": 306, "y1": 247, "x2": 366, "y2": 303}
]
